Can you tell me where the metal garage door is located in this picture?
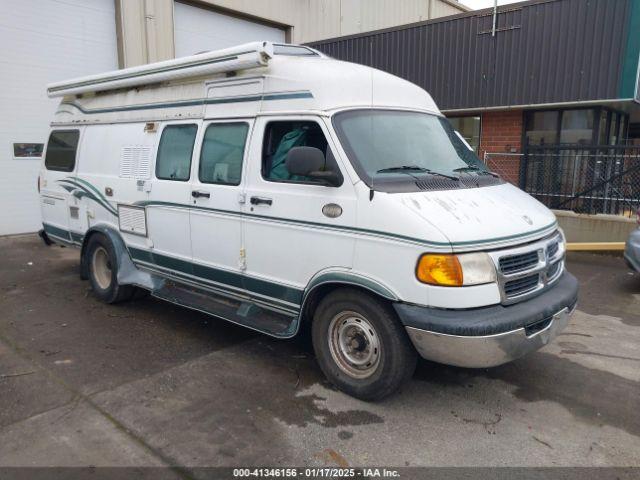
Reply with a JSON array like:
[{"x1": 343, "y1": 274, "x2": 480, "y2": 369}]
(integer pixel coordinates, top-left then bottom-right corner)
[
  {"x1": 0, "y1": 0, "x2": 118, "y2": 235},
  {"x1": 174, "y1": 1, "x2": 286, "y2": 58}
]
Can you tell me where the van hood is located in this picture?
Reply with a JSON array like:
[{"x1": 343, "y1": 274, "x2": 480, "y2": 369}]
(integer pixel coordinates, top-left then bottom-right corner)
[{"x1": 396, "y1": 183, "x2": 558, "y2": 251}]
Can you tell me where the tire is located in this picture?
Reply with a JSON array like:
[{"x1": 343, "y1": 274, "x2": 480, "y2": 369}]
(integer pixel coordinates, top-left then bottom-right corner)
[
  {"x1": 312, "y1": 288, "x2": 417, "y2": 401},
  {"x1": 85, "y1": 234, "x2": 135, "y2": 304}
]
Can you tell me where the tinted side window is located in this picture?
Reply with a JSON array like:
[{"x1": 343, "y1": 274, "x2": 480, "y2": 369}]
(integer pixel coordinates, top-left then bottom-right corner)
[
  {"x1": 261, "y1": 121, "x2": 342, "y2": 185},
  {"x1": 199, "y1": 123, "x2": 249, "y2": 185},
  {"x1": 45, "y1": 130, "x2": 79, "y2": 172},
  {"x1": 156, "y1": 124, "x2": 197, "y2": 181}
]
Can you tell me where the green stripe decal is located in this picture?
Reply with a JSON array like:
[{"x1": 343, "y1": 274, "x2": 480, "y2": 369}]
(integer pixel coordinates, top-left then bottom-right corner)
[
  {"x1": 70, "y1": 232, "x2": 84, "y2": 243},
  {"x1": 305, "y1": 271, "x2": 397, "y2": 300},
  {"x1": 57, "y1": 178, "x2": 118, "y2": 216},
  {"x1": 128, "y1": 247, "x2": 302, "y2": 310},
  {"x1": 43, "y1": 223, "x2": 71, "y2": 242},
  {"x1": 134, "y1": 200, "x2": 557, "y2": 249},
  {"x1": 61, "y1": 91, "x2": 314, "y2": 115},
  {"x1": 54, "y1": 175, "x2": 558, "y2": 250}
]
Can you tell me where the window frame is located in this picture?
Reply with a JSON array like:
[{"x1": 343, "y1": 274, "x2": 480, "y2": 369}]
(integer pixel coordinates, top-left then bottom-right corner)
[
  {"x1": 154, "y1": 123, "x2": 198, "y2": 182},
  {"x1": 44, "y1": 129, "x2": 80, "y2": 172},
  {"x1": 260, "y1": 119, "x2": 344, "y2": 187},
  {"x1": 198, "y1": 121, "x2": 250, "y2": 186},
  {"x1": 524, "y1": 107, "x2": 631, "y2": 147},
  {"x1": 447, "y1": 115, "x2": 482, "y2": 154},
  {"x1": 13, "y1": 142, "x2": 44, "y2": 160}
]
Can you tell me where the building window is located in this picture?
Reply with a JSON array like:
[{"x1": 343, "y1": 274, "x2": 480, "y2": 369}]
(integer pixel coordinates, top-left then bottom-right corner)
[
  {"x1": 597, "y1": 110, "x2": 608, "y2": 144},
  {"x1": 44, "y1": 130, "x2": 79, "y2": 172},
  {"x1": 608, "y1": 112, "x2": 619, "y2": 146},
  {"x1": 560, "y1": 109, "x2": 594, "y2": 144},
  {"x1": 525, "y1": 111, "x2": 559, "y2": 145},
  {"x1": 13, "y1": 143, "x2": 44, "y2": 159},
  {"x1": 619, "y1": 116, "x2": 627, "y2": 144},
  {"x1": 199, "y1": 123, "x2": 249, "y2": 185},
  {"x1": 448, "y1": 116, "x2": 481, "y2": 153},
  {"x1": 155, "y1": 124, "x2": 197, "y2": 181},
  {"x1": 525, "y1": 108, "x2": 629, "y2": 147}
]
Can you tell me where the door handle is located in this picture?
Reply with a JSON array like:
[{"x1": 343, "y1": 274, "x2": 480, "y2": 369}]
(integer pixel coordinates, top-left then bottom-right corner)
[
  {"x1": 250, "y1": 196, "x2": 273, "y2": 206},
  {"x1": 192, "y1": 190, "x2": 211, "y2": 199}
]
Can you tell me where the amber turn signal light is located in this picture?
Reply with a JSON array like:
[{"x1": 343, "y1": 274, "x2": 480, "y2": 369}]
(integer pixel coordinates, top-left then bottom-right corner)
[{"x1": 416, "y1": 254, "x2": 464, "y2": 286}]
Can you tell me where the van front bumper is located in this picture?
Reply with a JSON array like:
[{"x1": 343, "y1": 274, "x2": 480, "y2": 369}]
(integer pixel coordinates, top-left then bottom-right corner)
[{"x1": 394, "y1": 272, "x2": 579, "y2": 368}]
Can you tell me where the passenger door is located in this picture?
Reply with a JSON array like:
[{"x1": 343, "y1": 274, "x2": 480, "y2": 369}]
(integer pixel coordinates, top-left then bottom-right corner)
[
  {"x1": 242, "y1": 116, "x2": 357, "y2": 314},
  {"x1": 145, "y1": 122, "x2": 199, "y2": 274},
  {"x1": 189, "y1": 120, "x2": 251, "y2": 295},
  {"x1": 40, "y1": 129, "x2": 82, "y2": 243}
]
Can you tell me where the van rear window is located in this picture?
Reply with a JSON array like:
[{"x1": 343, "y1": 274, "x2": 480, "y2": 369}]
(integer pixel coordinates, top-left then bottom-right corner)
[
  {"x1": 156, "y1": 124, "x2": 197, "y2": 181},
  {"x1": 44, "y1": 130, "x2": 79, "y2": 172}
]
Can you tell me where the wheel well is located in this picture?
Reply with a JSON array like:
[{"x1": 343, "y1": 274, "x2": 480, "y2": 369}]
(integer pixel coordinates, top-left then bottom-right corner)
[{"x1": 298, "y1": 283, "x2": 393, "y2": 336}]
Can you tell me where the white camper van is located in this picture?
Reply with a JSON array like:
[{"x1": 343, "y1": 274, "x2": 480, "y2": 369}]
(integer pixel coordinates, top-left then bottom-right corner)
[{"x1": 39, "y1": 42, "x2": 578, "y2": 399}]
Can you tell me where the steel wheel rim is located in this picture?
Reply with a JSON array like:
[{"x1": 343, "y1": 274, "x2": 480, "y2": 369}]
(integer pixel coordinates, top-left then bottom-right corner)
[
  {"x1": 328, "y1": 311, "x2": 381, "y2": 379},
  {"x1": 92, "y1": 246, "x2": 112, "y2": 290}
]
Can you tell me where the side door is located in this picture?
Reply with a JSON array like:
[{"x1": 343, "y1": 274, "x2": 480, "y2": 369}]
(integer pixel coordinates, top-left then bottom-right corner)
[
  {"x1": 189, "y1": 120, "x2": 252, "y2": 296},
  {"x1": 144, "y1": 122, "x2": 199, "y2": 275},
  {"x1": 242, "y1": 116, "x2": 357, "y2": 315},
  {"x1": 40, "y1": 129, "x2": 82, "y2": 243}
]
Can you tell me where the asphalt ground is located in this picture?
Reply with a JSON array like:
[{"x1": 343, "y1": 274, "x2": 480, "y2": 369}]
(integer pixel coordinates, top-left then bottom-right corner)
[{"x1": 1, "y1": 234, "x2": 639, "y2": 474}]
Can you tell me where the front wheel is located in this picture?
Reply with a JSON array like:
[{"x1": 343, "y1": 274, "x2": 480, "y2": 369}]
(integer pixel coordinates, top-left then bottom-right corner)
[{"x1": 312, "y1": 289, "x2": 417, "y2": 401}]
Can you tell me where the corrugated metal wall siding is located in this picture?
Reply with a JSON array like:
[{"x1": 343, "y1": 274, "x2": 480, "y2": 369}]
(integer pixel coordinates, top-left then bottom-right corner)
[{"x1": 309, "y1": 0, "x2": 632, "y2": 110}]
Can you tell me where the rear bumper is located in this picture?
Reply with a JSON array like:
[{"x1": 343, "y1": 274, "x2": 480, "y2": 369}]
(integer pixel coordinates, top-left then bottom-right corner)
[{"x1": 395, "y1": 272, "x2": 578, "y2": 368}]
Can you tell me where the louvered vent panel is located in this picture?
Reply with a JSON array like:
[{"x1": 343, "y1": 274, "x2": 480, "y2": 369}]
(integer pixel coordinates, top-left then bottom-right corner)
[
  {"x1": 117, "y1": 205, "x2": 147, "y2": 236},
  {"x1": 120, "y1": 146, "x2": 152, "y2": 179}
]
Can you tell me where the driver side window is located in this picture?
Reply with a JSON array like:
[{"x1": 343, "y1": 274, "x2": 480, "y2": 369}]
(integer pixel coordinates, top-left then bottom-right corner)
[{"x1": 261, "y1": 120, "x2": 342, "y2": 185}]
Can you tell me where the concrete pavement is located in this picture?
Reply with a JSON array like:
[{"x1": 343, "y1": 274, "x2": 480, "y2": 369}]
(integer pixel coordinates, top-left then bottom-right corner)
[{"x1": 1, "y1": 234, "x2": 639, "y2": 469}]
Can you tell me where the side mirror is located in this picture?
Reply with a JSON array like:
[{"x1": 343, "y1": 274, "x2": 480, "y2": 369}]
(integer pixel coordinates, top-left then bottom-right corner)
[{"x1": 285, "y1": 146, "x2": 340, "y2": 186}]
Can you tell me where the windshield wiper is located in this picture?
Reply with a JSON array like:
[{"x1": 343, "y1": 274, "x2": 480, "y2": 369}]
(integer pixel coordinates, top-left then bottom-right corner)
[
  {"x1": 376, "y1": 165, "x2": 459, "y2": 181},
  {"x1": 376, "y1": 165, "x2": 427, "y2": 173},
  {"x1": 453, "y1": 165, "x2": 501, "y2": 178}
]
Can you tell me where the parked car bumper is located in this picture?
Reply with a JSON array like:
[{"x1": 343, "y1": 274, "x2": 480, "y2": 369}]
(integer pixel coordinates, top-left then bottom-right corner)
[
  {"x1": 394, "y1": 272, "x2": 579, "y2": 368},
  {"x1": 624, "y1": 228, "x2": 640, "y2": 273}
]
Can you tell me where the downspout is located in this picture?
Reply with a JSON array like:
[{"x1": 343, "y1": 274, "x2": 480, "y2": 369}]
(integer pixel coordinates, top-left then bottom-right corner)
[{"x1": 492, "y1": 0, "x2": 498, "y2": 37}]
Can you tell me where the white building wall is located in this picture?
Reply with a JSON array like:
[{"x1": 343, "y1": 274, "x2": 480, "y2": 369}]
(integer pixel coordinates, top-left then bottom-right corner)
[
  {"x1": 0, "y1": 0, "x2": 467, "y2": 235},
  {"x1": 0, "y1": 0, "x2": 118, "y2": 235},
  {"x1": 118, "y1": 0, "x2": 468, "y2": 67},
  {"x1": 174, "y1": 2, "x2": 286, "y2": 57},
  {"x1": 190, "y1": 0, "x2": 468, "y2": 43}
]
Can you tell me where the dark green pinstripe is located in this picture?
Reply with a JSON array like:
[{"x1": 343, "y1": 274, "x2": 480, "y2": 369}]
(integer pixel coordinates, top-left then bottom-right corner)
[
  {"x1": 128, "y1": 247, "x2": 303, "y2": 310},
  {"x1": 61, "y1": 91, "x2": 313, "y2": 115},
  {"x1": 134, "y1": 200, "x2": 558, "y2": 249}
]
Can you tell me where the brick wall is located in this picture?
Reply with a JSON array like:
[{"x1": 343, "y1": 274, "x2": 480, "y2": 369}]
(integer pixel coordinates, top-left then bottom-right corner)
[{"x1": 479, "y1": 110, "x2": 524, "y2": 185}]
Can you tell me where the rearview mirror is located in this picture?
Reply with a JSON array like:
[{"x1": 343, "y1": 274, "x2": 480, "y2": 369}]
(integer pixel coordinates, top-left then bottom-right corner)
[{"x1": 285, "y1": 146, "x2": 340, "y2": 186}]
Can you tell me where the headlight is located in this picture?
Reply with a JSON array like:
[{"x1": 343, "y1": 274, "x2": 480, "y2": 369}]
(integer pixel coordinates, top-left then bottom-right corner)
[{"x1": 416, "y1": 252, "x2": 496, "y2": 286}]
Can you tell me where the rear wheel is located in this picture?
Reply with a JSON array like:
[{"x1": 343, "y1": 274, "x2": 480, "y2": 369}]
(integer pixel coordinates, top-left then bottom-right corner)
[
  {"x1": 312, "y1": 289, "x2": 417, "y2": 401},
  {"x1": 86, "y1": 234, "x2": 135, "y2": 304}
]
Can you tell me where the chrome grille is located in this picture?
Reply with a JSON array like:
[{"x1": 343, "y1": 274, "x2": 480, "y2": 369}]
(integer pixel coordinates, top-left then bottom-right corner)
[
  {"x1": 489, "y1": 231, "x2": 565, "y2": 305},
  {"x1": 504, "y1": 274, "x2": 540, "y2": 297},
  {"x1": 547, "y1": 260, "x2": 562, "y2": 280},
  {"x1": 499, "y1": 250, "x2": 539, "y2": 274}
]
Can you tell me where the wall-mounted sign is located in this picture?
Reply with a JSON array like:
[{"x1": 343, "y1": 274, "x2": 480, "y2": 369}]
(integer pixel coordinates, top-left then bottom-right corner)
[{"x1": 13, "y1": 143, "x2": 44, "y2": 159}]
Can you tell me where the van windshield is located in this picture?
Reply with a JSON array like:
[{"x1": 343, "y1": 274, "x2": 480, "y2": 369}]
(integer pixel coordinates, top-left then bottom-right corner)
[{"x1": 332, "y1": 109, "x2": 493, "y2": 191}]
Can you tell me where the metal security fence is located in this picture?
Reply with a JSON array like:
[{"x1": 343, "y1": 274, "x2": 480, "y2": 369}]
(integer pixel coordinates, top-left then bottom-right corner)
[
  {"x1": 523, "y1": 145, "x2": 640, "y2": 217},
  {"x1": 484, "y1": 146, "x2": 640, "y2": 218}
]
